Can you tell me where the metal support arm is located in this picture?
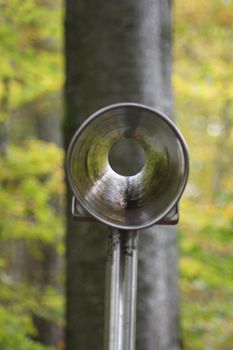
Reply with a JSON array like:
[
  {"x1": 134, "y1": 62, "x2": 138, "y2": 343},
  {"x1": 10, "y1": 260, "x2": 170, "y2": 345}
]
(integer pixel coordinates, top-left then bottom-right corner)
[{"x1": 104, "y1": 229, "x2": 138, "y2": 350}]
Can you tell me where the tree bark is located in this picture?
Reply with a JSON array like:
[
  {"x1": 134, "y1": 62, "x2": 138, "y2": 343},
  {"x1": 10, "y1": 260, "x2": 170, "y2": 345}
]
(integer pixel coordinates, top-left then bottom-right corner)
[{"x1": 64, "y1": 1, "x2": 181, "y2": 349}]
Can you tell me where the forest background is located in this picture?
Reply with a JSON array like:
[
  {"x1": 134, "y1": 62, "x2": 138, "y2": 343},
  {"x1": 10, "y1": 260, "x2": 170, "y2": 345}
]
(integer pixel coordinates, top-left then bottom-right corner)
[{"x1": 0, "y1": 0, "x2": 232, "y2": 349}]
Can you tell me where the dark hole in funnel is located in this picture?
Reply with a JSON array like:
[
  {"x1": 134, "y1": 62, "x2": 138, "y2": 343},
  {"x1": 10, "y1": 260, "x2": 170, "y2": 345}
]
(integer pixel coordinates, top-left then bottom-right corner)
[{"x1": 108, "y1": 137, "x2": 146, "y2": 176}]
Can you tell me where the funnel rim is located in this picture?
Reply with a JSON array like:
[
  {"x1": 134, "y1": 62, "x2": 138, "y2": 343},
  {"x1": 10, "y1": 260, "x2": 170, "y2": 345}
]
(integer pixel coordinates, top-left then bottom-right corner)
[{"x1": 66, "y1": 102, "x2": 189, "y2": 230}]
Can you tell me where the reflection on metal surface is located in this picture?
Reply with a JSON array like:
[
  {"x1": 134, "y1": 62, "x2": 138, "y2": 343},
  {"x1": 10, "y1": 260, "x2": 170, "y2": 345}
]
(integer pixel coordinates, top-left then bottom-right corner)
[
  {"x1": 71, "y1": 196, "x2": 179, "y2": 225},
  {"x1": 67, "y1": 103, "x2": 189, "y2": 230}
]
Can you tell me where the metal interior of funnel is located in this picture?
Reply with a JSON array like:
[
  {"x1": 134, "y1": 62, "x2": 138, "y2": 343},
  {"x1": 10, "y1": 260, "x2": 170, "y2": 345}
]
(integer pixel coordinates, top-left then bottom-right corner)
[{"x1": 66, "y1": 103, "x2": 189, "y2": 230}]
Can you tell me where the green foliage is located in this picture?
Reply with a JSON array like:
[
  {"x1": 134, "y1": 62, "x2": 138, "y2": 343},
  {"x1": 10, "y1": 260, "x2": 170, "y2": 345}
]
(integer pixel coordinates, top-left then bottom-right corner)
[
  {"x1": 0, "y1": 266, "x2": 57, "y2": 350},
  {"x1": 0, "y1": 140, "x2": 64, "y2": 242},
  {"x1": 174, "y1": 0, "x2": 233, "y2": 348},
  {"x1": 0, "y1": 140, "x2": 65, "y2": 349},
  {"x1": 0, "y1": 305, "x2": 52, "y2": 350},
  {"x1": 0, "y1": 1, "x2": 64, "y2": 348},
  {"x1": 0, "y1": 0, "x2": 63, "y2": 108}
]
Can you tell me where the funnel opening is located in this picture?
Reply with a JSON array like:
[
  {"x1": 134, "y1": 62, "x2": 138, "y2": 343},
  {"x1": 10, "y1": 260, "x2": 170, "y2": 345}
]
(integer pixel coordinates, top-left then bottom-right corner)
[{"x1": 108, "y1": 137, "x2": 146, "y2": 177}]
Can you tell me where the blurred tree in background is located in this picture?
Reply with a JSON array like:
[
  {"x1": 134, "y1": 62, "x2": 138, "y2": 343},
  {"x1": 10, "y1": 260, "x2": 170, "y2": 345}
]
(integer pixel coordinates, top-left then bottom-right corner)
[
  {"x1": 0, "y1": 0, "x2": 232, "y2": 349},
  {"x1": 174, "y1": 0, "x2": 233, "y2": 349},
  {"x1": 0, "y1": 0, "x2": 64, "y2": 349}
]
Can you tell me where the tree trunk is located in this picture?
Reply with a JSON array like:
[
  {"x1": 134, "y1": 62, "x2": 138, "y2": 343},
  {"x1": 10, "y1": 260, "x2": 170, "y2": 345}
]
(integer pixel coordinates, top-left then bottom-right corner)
[
  {"x1": 64, "y1": 1, "x2": 181, "y2": 349},
  {"x1": 0, "y1": 77, "x2": 10, "y2": 155}
]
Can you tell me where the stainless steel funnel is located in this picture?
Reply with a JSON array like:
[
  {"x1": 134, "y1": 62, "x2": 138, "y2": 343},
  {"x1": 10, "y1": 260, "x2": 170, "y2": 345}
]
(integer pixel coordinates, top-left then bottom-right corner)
[{"x1": 66, "y1": 103, "x2": 189, "y2": 230}]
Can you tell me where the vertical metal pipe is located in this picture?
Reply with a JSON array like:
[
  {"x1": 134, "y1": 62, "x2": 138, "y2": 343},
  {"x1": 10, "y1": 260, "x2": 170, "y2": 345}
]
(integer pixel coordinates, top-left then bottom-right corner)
[{"x1": 104, "y1": 229, "x2": 139, "y2": 350}]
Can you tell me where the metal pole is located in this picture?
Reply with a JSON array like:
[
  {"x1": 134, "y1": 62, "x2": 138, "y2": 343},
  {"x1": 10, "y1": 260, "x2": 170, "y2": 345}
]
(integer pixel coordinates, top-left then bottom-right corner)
[{"x1": 104, "y1": 229, "x2": 138, "y2": 350}]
